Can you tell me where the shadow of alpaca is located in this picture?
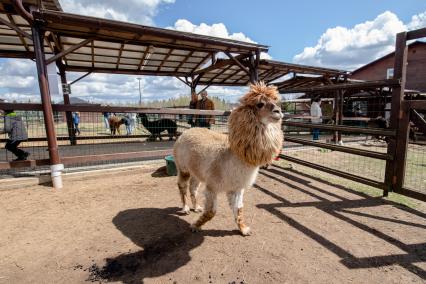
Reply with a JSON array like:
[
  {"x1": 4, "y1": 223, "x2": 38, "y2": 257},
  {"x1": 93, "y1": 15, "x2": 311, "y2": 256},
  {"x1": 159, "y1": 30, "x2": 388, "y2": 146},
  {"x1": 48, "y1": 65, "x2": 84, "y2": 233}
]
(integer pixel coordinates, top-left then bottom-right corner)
[
  {"x1": 150, "y1": 166, "x2": 169, "y2": 178},
  {"x1": 88, "y1": 207, "x2": 238, "y2": 284}
]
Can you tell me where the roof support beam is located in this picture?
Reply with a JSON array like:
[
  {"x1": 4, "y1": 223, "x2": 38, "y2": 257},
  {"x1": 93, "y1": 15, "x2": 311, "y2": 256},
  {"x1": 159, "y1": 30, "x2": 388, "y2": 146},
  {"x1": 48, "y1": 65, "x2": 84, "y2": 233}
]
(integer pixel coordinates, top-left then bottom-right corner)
[
  {"x1": 115, "y1": 42, "x2": 125, "y2": 69},
  {"x1": 0, "y1": 17, "x2": 32, "y2": 40},
  {"x1": 224, "y1": 52, "x2": 250, "y2": 76},
  {"x1": 193, "y1": 53, "x2": 249, "y2": 75},
  {"x1": 175, "y1": 76, "x2": 191, "y2": 87},
  {"x1": 45, "y1": 37, "x2": 93, "y2": 65},
  {"x1": 69, "y1": 71, "x2": 92, "y2": 85},
  {"x1": 138, "y1": 45, "x2": 154, "y2": 70}
]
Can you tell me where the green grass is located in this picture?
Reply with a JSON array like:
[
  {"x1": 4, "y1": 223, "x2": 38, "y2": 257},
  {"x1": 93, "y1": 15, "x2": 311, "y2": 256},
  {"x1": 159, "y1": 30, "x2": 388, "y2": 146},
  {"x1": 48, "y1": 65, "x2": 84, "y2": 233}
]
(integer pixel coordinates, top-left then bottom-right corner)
[{"x1": 275, "y1": 159, "x2": 421, "y2": 209}]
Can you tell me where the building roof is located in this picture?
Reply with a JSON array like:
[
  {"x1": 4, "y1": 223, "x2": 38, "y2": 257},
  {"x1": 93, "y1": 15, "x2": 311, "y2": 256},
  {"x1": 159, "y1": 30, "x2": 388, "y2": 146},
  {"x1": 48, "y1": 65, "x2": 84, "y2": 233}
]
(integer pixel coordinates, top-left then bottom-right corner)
[
  {"x1": 0, "y1": 2, "x2": 348, "y2": 88},
  {"x1": 351, "y1": 41, "x2": 426, "y2": 74}
]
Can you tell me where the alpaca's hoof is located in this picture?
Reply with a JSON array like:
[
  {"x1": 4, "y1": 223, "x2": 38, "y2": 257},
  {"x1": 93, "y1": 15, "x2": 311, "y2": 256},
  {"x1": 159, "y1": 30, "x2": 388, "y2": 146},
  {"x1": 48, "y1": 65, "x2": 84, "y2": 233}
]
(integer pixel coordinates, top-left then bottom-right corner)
[
  {"x1": 190, "y1": 224, "x2": 201, "y2": 232},
  {"x1": 194, "y1": 206, "x2": 203, "y2": 213},
  {"x1": 240, "y1": 226, "x2": 251, "y2": 236},
  {"x1": 180, "y1": 205, "x2": 190, "y2": 215}
]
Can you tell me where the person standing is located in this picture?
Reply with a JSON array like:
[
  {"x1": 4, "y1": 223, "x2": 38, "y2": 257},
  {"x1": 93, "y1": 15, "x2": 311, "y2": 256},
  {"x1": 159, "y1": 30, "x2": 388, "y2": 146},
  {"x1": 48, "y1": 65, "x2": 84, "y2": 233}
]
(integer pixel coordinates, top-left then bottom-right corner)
[
  {"x1": 73, "y1": 112, "x2": 81, "y2": 136},
  {"x1": 0, "y1": 109, "x2": 30, "y2": 161},
  {"x1": 187, "y1": 91, "x2": 198, "y2": 127},
  {"x1": 310, "y1": 97, "x2": 322, "y2": 140},
  {"x1": 195, "y1": 90, "x2": 215, "y2": 129},
  {"x1": 103, "y1": 111, "x2": 110, "y2": 131}
]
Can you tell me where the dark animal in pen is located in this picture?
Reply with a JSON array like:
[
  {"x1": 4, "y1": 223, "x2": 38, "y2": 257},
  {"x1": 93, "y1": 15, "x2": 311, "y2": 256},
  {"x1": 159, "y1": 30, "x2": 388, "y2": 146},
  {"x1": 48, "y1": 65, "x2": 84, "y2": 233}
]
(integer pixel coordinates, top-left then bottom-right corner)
[
  {"x1": 138, "y1": 113, "x2": 178, "y2": 141},
  {"x1": 366, "y1": 117, "x2": 417, "y2": 143}
]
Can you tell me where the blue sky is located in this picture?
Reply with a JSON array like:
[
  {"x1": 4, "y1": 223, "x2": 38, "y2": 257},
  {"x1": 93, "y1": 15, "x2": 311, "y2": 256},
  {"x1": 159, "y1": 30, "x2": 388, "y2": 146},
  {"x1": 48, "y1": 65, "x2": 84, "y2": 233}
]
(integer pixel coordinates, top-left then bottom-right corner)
[
  {"x1": 155, "y1": 0, "x2": 426, "y2": 61},
  {"x1": 0, "y1": 0, "x2": 425, "y2": 104}
]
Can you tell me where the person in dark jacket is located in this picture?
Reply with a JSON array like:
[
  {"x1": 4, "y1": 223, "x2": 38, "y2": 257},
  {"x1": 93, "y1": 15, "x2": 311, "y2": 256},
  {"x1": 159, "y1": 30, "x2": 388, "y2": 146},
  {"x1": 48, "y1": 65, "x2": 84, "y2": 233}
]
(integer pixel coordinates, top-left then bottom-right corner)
[
  {"x1": 0, "y1": 109, "x2": 30, "y2": 161},
  {"x1": 195, "y1": 91, "x2": 215, "y2": 128}
]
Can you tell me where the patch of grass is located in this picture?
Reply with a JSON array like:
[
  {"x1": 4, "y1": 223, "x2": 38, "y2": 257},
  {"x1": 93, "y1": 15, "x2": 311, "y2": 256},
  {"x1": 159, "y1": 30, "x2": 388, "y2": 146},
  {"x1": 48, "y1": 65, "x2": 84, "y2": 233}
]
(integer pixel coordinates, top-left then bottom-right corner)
[{"x1": 275, "y1": 160, "x2": 420, "y2": 209}]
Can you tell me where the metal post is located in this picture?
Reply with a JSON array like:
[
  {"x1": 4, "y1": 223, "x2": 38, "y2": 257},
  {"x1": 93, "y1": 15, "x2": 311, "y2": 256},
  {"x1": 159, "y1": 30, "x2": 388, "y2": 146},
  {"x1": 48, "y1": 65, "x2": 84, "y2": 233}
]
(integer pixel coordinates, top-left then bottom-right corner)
[
  {"x1": 58, "y1": 66, "x2": 76, "y2": 145},
  {"x1": 384, "y1": 32, "x2": 408, "y2": 195},
  {"x1": 248, "y1": 53, "x2": 258, "y2": 83},
  {"x1": 32, "y1": 23, "x2": 63, "y2": 189},
  {"x1": 137, "y1": 77, "x2": 142, "y2": 105}
]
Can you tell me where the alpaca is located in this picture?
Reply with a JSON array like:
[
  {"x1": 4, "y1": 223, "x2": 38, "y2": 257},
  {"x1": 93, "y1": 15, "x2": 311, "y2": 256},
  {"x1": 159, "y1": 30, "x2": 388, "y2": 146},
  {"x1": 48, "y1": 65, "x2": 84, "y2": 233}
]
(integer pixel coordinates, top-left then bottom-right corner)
[
  {"x1": 108, "y1": 115, "x2": 124, "y2": 135},
  {"x1": 138, "y1": 113, "x2": 178, "y2": 141},
  {"x1": 173, "y1": 82, "x2": 283, "y2": 236}
]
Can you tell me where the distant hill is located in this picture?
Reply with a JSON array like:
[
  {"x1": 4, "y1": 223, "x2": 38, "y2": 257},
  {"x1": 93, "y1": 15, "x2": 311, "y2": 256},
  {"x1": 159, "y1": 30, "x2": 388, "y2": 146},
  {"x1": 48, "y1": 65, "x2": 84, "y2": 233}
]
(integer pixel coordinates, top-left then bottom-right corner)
[{"x1": 59, "y1": 97, "x2": 99, "y2": 105}]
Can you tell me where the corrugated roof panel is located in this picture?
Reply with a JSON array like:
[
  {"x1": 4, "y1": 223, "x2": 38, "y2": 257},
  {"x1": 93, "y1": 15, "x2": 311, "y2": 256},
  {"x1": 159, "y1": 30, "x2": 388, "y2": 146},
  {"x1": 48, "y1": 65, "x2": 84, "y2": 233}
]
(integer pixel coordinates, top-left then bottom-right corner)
[
  {"x1": 94, "y1": 62, "x2": 116, "y2": 69},
  {"x1": 67, "y1": 60, "x2": 92, "y2": 67},
  {"x1": 171, "y1": 49, "x2": 190, "y2": 56},
  {"x1": 141, "y1": 66, "x2": 157, "y2": 71},
  {"x1": 94, "y1": 48, "x2": 119, "y2": 57},
  {"x1": 168, "y1": 55, "x2": 185, "y2": 61},
  {"x1": 94, "y1": 55, "x2": 117, "y2": 63},
  {"x1": 0, "y1": 36, "x2": 22, "y2": 44},
  {"x1": 119, "y1": 58, "x2": 140, "y2": 65},
  {"x1": 66, "y1": 46, "x2": 91, "y2": 54},
  {"x1": 119, "y1": 64, "x2": 138, "y2": 70},
  {"x1": 120, "y1": 50, "x2": 141, "y2": 58},
  {"x1": 11, "y1": 15, "x2": 28, "y2": 25},
  {"x1": 149, "y1": 54, "x2": 166, "y2": 60},
  {"x1": 66, "y1": 53, "x2": 92, "y2": 61},
  {"x1": 153, "y1": 47, "x2": 169, "y2": 54},
  {"x1": 163, "y1": 61, "x2": 180, "y2": 67},
  {"x1": 160, "y1": 67, "x2": 175, "y2": 72},
  {"x1": 93, "y1": 40, "x2": 121, "y2": 49},
  {"x1": 0, "y1": 44, "x2": 26, "y2": 51},
  {"x1": 123, "y1": 44, "x2": 146, "y2": 51}
]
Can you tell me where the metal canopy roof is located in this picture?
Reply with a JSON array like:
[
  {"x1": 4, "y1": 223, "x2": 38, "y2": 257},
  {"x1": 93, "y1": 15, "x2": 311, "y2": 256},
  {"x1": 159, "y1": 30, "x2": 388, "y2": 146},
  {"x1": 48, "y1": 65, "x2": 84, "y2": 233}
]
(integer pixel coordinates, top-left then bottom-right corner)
[
  {"x1": 197, "y1": 58, "x2": 348, "y2": 86},
  {"x1": 0, "y1": 1, "x2": 348, "y2": 87}
]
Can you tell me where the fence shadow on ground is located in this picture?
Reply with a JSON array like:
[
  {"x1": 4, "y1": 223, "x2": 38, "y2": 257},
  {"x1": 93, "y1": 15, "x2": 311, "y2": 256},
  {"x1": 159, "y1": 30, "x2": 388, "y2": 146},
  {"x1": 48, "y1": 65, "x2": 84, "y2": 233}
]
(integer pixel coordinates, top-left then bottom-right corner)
[
  {"x1": 88, "y1": 207, "x2": 238, "y2": 284},
  {"x1": 256, "y1": 165, "x2": 426, "y2": 279}
]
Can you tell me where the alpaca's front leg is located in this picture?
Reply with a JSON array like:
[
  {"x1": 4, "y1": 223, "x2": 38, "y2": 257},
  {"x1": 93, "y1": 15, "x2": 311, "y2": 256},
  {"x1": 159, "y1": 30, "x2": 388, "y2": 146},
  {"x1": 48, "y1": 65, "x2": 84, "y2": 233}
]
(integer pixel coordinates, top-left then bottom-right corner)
[
  {"x1": 177, "y1": 172, "x2": 190, "y2": 214},
  {"x1": 227, "y1": 189, "x2": 251, "y2": 236},
  {"x1": 191, "y1": 189, "x2": 217, "y2": 232},
  {"x1": 189, "y1": 177, "x2": 202, "y2": 212}
]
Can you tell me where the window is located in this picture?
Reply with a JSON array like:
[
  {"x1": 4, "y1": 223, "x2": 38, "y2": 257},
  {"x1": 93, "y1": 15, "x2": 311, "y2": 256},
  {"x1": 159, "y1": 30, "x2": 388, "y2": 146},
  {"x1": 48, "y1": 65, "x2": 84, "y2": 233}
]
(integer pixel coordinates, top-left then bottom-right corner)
[{"x1": 386, "y1": 68, "x2": 394, "y2": 79}]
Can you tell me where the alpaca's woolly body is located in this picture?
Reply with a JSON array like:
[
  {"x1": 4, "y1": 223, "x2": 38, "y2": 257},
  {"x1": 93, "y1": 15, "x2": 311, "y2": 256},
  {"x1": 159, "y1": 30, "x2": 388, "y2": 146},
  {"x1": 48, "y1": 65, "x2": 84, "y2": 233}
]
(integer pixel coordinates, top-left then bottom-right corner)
[
  {"x1": 108, "y1": 116, "x2": 124, "y2": 135},
  {"x1": 173, "y1": 82, "x2": 283, "y2": 235},
  {"x1": 139, "y1": 113, "x2": 178, "y2": 141}
]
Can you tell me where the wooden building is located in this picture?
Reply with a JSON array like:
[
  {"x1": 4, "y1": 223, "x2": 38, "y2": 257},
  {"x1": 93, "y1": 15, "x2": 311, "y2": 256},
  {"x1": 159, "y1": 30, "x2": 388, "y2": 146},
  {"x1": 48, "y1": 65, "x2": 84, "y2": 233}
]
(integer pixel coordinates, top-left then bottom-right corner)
[{"x1": 351, "y1": 41, "x2": 426, "y2": 93}]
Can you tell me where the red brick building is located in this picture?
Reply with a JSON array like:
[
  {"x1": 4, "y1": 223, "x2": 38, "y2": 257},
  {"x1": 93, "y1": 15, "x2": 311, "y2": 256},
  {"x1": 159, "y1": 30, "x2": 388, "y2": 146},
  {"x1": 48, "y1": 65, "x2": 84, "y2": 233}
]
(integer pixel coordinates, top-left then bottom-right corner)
[{"x1": 351, "y1": 41, "x2": 426, "y2": 92}]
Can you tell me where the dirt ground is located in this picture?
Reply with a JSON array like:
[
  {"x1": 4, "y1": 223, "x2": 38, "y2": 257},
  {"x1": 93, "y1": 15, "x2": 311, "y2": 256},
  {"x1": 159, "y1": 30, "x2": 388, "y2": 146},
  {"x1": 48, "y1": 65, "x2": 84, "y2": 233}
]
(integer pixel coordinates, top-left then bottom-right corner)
[{"x1": 0, "y1": 162, "x2": 425, "y2": 284}]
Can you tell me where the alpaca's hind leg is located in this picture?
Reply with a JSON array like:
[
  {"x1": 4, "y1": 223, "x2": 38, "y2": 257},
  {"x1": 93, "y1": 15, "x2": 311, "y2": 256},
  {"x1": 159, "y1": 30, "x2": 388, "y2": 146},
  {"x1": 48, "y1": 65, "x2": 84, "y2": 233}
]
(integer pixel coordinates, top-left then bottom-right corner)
[
  {"x1": 177, "y1": 171, "x2": 191, "y2": 214},
  {"x1": 189, "y1": 177, "x2": 202, "y2": 212},
  {"x1": 227, "y1": 189, "x2": 251, "y2": 236},
  {"x1": 191, "y1": 189, "x2": 217, "y2": 232}
]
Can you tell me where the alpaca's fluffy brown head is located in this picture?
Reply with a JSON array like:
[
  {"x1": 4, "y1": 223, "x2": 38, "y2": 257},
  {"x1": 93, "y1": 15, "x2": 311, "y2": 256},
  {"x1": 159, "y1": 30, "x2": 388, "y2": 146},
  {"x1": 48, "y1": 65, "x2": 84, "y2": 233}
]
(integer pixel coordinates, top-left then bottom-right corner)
[{"x1": 228, "y1": 81, "x2": 284, "y2": 166}]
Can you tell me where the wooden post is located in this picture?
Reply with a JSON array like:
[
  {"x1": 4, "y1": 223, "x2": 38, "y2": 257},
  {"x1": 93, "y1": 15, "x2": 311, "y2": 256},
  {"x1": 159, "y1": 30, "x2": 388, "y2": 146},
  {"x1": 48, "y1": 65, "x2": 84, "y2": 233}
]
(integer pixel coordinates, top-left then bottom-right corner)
[
  {"x1": 248, "y1": 52, "x2": 258, "y2": 83},
  {"x1": 384, "y1": 32, "x2": 408, "y2": 195},
  {"x1": 32, "y1": 23, "x2": 63, "y2": 188},
  {"x1": 338, "y1": 91, "x2": 344, "y2": 143},
  {"x1": 333, "y1": 91, "x2": 339, "y2": 143}
]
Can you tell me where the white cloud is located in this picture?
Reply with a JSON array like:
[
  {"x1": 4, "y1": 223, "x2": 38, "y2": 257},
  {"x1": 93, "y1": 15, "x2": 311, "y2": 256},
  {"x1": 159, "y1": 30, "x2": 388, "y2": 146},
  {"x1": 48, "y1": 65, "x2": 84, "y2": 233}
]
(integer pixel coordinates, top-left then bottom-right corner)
[
  {"x1": 293, "y1": 11, "x2": 424, "y2": 70},
  {"x1": 59, "y1": 0, "x2": 175, "y2": 26},
  {"x1": 168, "y1": 19, "x2": 272, "y2": 60},
  {"x1": 407, "y1": 11, "x2": 426, "y2": 30}
]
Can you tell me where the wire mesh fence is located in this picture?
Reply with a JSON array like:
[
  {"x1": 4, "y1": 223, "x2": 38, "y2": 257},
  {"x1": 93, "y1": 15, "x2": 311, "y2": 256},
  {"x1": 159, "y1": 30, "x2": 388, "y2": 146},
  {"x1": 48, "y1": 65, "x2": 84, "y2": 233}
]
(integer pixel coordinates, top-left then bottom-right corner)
[{"x1": 0, "y1": 109, "x2": 230, "y2": 176}]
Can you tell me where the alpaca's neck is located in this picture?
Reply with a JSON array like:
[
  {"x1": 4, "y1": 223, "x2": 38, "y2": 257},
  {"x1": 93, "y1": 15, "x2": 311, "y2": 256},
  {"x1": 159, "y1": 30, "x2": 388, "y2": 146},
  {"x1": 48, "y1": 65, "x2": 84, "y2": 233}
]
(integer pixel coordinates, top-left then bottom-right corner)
[{"x1": 228, "y1": 108, "x2": 283, "y2": 166}]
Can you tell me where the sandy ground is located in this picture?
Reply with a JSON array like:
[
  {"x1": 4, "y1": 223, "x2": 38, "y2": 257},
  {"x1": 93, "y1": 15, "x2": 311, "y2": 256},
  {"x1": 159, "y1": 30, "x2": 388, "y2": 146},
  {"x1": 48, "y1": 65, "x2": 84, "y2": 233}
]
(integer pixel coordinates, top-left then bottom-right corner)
[{"x1": 0, "y1": 163, "x2": 425, "y2": 284}]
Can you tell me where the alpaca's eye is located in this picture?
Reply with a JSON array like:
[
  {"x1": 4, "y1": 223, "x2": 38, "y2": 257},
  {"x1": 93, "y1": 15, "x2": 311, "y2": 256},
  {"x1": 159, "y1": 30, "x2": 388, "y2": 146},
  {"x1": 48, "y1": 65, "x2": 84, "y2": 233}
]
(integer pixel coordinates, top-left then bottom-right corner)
[{"x1": 256, "y1": 102, "x2": 264, "y2": 109}]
